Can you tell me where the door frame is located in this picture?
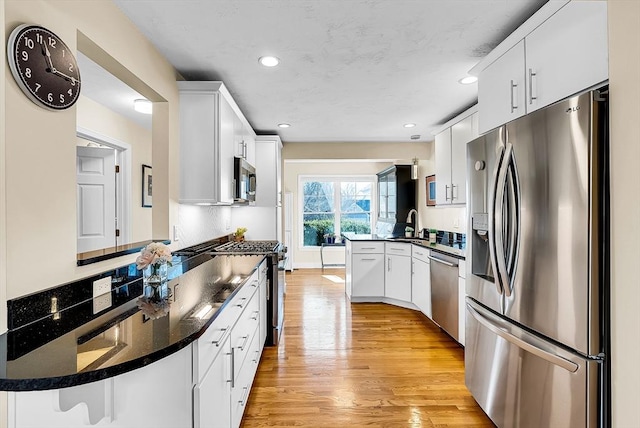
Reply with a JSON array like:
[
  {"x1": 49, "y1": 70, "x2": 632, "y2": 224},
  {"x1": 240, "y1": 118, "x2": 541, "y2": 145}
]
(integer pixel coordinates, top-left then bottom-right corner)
[{"x1": 77, "y1": 126, "x2": 132, "y2": 246}]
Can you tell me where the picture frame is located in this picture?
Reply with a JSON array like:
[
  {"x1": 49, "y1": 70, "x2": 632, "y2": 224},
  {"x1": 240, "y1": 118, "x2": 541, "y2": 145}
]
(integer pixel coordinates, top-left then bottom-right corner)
[
  {"x1": 426, "y1": 174, "x2": 436, "y2": 206},
  {"x1": 142, "y1": 164, "x2": 152, "y2": 208}
]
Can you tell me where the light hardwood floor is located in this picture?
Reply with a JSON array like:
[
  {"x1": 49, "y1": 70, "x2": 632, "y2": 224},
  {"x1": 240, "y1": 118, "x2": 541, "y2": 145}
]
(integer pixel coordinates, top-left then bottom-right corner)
[{"x1": 241, "y1": 268, "x2": 494, "y2": 427}]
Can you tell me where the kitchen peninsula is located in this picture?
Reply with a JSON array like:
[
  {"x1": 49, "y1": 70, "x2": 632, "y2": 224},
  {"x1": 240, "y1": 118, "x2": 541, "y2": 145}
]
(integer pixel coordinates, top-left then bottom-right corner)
[
  {"x1": 0, "y1": 252, "x2": 268, "y2": 428},
  {"x1": 343, "y1": 232, "x2": 467, "y2": 344}
]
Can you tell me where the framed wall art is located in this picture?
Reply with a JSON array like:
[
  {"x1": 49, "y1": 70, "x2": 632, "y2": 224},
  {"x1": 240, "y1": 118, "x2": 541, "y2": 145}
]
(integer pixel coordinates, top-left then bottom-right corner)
[
  {"x1": 142, "y1": 164, "x2": 152, "y2": 207},
  {"x1": 426, "y1": 175, "x2": 436, "y2": 206}
]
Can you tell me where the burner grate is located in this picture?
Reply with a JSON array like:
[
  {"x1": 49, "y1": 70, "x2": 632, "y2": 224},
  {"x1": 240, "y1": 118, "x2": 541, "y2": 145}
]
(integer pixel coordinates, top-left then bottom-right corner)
[{"x1": 214, "y1": 240, "x2": 280, "y2": 254}]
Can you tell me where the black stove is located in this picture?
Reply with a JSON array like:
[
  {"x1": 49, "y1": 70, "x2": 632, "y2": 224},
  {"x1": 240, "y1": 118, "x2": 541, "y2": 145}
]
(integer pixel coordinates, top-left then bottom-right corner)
[{"x1": 213, "y1": 240, "x2": 280, "y2": 254}]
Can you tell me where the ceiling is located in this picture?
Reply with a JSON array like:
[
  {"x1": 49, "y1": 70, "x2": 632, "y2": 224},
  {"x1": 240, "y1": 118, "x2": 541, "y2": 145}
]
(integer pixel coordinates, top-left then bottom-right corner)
[{"x1": 88, "y1": 0, "x2": 547, "y2": 143}]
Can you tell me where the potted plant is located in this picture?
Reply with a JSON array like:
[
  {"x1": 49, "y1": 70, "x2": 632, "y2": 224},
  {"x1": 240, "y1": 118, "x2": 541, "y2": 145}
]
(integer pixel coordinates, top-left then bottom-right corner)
[
  {"x1": 324, "y1": 233, "x2": 336, "y2": 244},
  {"x1": 405, "y1": 226, "x2": 414, "y2": 238},
  {"x1": 234, "y1": 227, "x2": 247, "y2": 242}
]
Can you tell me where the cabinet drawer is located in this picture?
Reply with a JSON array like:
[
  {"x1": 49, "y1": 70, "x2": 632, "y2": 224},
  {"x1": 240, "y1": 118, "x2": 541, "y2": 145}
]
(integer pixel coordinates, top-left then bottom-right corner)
[
  {"x1": 411, "y1": 245, "x2": 430, "y2": 264},
  {"x1": 352, "y1": 241, "x2": 384, "y2": 254},
  {"x1": 193, "y1": 302, "x2": 240, "y2": 383},
  {"x1": 385, "y1": 242, "x2": 411, "y2": 257},
  {"x1": 231, "y1": 291, "x2": 260, "y2": 379},
  {"x1": 231, "y1": 326, "x2": 261, "y2": 428}
]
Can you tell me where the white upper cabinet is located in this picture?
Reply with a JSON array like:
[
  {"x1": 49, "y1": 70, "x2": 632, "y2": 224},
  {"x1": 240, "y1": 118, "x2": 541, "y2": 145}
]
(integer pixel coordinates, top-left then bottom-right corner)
[
  {"x1": 477, "y1": 1, "x2": 608, "y2": 134},
  {"x1": 178, "y1": 81, "x2": 256, "y2": 205},
  {"x1": 254, "y1": 136, "x2": 282, "y2": 207},
  {"x1": 524, "y1": 1, "x2": 608, "y2": 113},
  {"x1": 435, "y1": 109, "x2": 478, "y2": 205},
  {"x1": 477, "y1": 40, "x2": 526, "y2": 134}
]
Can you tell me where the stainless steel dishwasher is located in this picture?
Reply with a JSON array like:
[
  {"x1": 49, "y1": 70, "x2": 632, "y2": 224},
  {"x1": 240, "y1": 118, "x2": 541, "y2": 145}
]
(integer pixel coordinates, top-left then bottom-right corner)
[{"x1": 428, "y1": 251, "x2": 459, "y2": 341}]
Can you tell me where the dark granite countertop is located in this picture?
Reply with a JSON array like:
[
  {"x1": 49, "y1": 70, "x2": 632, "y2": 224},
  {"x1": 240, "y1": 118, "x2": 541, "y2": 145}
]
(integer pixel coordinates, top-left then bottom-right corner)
[
  {"x1": 0, "y1": 253, "x2": 265, "y2": 391},
  {"x1": 342, "y1": 232, "x2": 466, "y2": 259}
]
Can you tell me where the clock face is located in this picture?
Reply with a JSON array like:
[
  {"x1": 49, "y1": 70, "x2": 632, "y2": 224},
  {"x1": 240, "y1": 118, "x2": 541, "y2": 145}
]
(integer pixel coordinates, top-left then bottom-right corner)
[{"x1": 7, "y1": 24, "x2": 81, "y2": 110}]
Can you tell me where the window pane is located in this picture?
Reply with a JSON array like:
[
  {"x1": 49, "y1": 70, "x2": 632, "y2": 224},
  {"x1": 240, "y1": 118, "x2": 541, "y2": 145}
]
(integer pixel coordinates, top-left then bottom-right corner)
[
  {"x1": 341, "y1": 182, "x2": 371, "y2": 212},
  {"x1": 303, "y1": 182, "x2": 334, "y2": 212},
  {"x1": 303, "y1": 213, "x2": 335, "y2": 246},
  {"x1": 341, "y1": 213, "x2": 371, "y2": 234}
]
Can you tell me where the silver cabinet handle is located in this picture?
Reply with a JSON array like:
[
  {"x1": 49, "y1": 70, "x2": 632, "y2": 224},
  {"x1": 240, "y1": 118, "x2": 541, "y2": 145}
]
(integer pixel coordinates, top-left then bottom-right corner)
[
  {"x1": 411, "y1": 261, "x2": 414, "y2": 275},
  {"x1": 361, "y1": 258, "x2": 377, "y2": 261},
  {"x1": 427, "y1": 255, "x2": 458, "y2": 267},
  {"x1": 451, "y1": 184, "x2": 457, "y2": 200},
  {"x1": 528, "y1": 68, "x2": 537, "y2": 105},
  {"x1": 387, "y1": 257, "x2": 391, "y2": 271},
  {"x1": 212, "y1": 325, "x2": 232, "y2": 347},
  {"x1": 239, "y1": 386, "x2": 250, "y2": 405},
  {"x1": 414, "y1": 251, "x2": 424, "y2": 256},
  {"x1": 229, "y1": 348, "x2": 235, "y2": 388},
  {"x1": 251, "y1": 280, "x2": 258, "y2": 288},
  {"x1": 251, "y1": 310, "x2": 259, "y2": 321},
  {"x1": 236, "y1": 297, "x2": 248, "y2": 308},
  {"x1": 238, "y1": 335, "x2": 250, "y2": 351},
  {"x1": 510, "y1": 80, "x2": 518, "y2": 113},
  {"x1": 445, "y1": 184, "x2": 450, "y2": 201}
]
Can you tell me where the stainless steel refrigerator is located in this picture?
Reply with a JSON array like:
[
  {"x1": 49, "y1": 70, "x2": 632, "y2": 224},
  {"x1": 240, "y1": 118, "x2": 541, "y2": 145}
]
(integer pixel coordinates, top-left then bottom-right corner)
[{"x1": 465, "y1": 87, "x2": 609, "y2": 428}]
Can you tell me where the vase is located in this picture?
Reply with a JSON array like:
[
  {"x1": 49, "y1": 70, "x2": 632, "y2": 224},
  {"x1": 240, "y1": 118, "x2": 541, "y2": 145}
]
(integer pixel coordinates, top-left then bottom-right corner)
[{"x1": 143, "y1": 260, "x2": 168, "y2": 298}]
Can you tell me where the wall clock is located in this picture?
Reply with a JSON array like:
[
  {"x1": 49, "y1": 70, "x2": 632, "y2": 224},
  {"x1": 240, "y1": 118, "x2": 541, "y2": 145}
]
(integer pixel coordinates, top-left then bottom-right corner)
[{"x1": 7, "y1": 24, "x2": 81, "y2": 110}]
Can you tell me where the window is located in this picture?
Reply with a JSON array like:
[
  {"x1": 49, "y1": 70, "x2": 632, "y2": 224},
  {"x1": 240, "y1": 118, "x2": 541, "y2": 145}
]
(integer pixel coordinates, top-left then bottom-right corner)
[{"x1": 301, "y1": 176, "x2": 375, "y2": 246}]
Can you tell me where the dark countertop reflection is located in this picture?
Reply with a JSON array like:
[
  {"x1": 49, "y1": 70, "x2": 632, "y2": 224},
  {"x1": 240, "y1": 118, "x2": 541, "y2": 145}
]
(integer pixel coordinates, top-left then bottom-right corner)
[{"x1": 0, "y1": 253, "x2": 265, "y2": 391}]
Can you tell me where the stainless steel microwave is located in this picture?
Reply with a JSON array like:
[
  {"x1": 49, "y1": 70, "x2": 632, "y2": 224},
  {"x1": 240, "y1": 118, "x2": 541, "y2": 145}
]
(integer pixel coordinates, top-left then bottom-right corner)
[{"x1": 233, "y1": 156, "x2": 256, "y2": 204}]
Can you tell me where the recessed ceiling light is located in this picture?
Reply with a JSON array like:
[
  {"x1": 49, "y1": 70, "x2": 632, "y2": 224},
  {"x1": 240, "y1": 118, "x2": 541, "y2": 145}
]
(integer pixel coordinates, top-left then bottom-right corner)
[
  {"x1": 259, "y1": 56, "x2": 280, "y2": 67},
  {"x1": 404, "y1": 123, "x2": 416, "y2": 128},
  {"x1": 278, "y1": 123, "x2": 291, "y2": 128},
  {"x1": 458, "y1": 76, "x2": 478, "y2": 85},
  {"x1": 133, "y1": 99, "x2": 152, "y2": 114}
]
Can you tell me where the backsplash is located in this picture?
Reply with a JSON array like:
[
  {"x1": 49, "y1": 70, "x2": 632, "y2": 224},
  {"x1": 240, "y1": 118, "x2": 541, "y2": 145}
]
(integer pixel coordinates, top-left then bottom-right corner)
[{"x1": 177, "y1": 204, "x2": 233, "y2": 248}]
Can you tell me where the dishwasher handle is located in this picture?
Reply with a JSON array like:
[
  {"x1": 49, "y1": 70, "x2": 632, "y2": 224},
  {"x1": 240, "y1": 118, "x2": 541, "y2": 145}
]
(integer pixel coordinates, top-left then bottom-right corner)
[{"x1": 427, "y1": 255, "x2": 458, "y2": 267}]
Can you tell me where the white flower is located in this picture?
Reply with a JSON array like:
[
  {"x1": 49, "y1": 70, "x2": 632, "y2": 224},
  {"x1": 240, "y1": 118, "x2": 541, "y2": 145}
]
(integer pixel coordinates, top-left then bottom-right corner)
[{"x1": 136, "y1": 242, "x2": 173, "y2": 270}]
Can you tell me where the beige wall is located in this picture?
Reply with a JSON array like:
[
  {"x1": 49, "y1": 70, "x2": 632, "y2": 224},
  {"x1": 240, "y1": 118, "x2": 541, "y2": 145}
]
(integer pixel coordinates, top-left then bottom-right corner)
[
  {"x1": 2, "y1": 0, "x2": 180, "y2": 308},
  {"x1": 76, "y1": 95, "x2": 153, "y2": 244},
  {"x1": 609, "y1": 1, "x2": 640, "y2": 426}
]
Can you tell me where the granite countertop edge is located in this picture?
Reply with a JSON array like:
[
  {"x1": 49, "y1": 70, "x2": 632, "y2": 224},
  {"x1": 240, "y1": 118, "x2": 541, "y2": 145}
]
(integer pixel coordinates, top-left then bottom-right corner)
[
  {"x1": 0, "y1": 255, "x2": 264, "y2": 392},
  {"x1": 342, "y1": 233, "x2": 466, "y2": 260}
]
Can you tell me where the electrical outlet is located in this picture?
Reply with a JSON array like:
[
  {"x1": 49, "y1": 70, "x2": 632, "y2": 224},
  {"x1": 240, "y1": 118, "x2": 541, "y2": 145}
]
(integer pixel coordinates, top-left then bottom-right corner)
[
  {"x1": 173, "y1": 225, "x2": 181, "y2": 241},
  {"x1": 93, "y1": 276, "x2": 112, "y2": 298},
  {"x1": 93, "y1": 293, "x2": 112, "y2": 314},
  {"x1": 453, "y1": 218, "x2": 460, "y2": 229}
]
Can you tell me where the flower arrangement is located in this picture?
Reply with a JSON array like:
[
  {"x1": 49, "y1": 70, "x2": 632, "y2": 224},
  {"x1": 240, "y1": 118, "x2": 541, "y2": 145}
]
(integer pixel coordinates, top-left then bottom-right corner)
[
  {"x1": 137, "y1": 295, "x2": 171, "y2": 319},
  {"x1": 234, "y1": 227, "x2": 247, "y2": 241},
  {"x1": 135, "y1": 242, "x2": 173, "y2": 270}
]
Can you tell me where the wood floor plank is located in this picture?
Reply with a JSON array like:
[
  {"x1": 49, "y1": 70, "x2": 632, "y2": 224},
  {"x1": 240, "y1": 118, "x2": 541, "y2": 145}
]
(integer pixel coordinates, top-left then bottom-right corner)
[{"x1": 241, "y1": 269, "x2": 494, "y2": 427}]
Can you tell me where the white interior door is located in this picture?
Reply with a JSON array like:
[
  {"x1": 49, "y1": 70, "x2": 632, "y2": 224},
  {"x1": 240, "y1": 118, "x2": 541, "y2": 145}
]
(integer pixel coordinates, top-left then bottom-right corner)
[{"x1": 77, "y1": 146, "x2": 116, "y2": 253}]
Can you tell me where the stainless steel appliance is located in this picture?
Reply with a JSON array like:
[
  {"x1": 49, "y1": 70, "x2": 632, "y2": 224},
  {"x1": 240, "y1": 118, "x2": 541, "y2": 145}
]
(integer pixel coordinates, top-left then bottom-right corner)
[
  {"x1": 233, "y1": 156, "x2": 256, "y2": 204},
  {"x1": 213, "y1": 240, "x2": 286, "y2": 346},
  {"x1": 428, "y1": 251, "x2": 459, "y2": 341},
  {"x1": 465, "y1": 87, "x2": 609, "y2": 428}
]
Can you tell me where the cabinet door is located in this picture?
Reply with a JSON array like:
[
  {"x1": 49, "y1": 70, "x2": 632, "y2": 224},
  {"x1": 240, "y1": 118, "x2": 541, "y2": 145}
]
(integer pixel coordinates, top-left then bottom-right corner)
[
  {"x1": 525, "y1": 1, "x2": 608, "y2": 113},
  {"x1": 233, "y1": 112, "x2": 245, "y2": 159},
  {"x1": 434, "y1": 129, "x2": 452, "y2": 205},
  {"x1": 218, "y1": 94, "x2": 236, "y2": 204},
  {"x1": 378, "y1": 175, "x2": 388, "y2": 220},
  {"x1": 412, "y1": 258, "x2": 431, "y2": 318},
  {"x1": 254, "y1": 140, "x2": 277, "y2": 207},
  {"x1": 352, "y1": 253, "x2": 385, "y2": 297},
  {"x1": 194, "y1": 336, "x2": 232, "y2": 428},
  {"x1": 478, "y1": 39, "x2": 526, "y2": 134},
  {"x1": 385, "y1": 254, "x2": 412, "y2": 302},
  {"x1": 450, "y1": 113, "x2": 478, "y2": 205},
  {"x1": 243, "y1": 126, "x2": 256, "y2": 166},
  {"x1": 458, "y1": 276, "x2": 466, "y2": 346}
]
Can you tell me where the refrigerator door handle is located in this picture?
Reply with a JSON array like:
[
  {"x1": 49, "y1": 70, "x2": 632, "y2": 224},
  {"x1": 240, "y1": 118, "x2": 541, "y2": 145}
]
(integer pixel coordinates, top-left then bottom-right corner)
[
  {"x1": 488, "y1": 143, "x2": 505, "y2": 296},
  {"x1": 466, "y1": 301, "x2": 579, "y2": 373},
  {"x1": 493, "y1": 143, "x2": 512, "y2": 296},
  {"x1": 503, "y1": 151, "x2": 521, "y2": 297}
]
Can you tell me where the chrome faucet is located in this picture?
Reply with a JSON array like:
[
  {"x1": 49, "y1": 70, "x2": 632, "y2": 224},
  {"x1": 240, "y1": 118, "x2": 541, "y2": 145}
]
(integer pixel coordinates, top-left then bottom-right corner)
[{"x1": 406, "y1": 209, "x2": 419, "y2": 237}]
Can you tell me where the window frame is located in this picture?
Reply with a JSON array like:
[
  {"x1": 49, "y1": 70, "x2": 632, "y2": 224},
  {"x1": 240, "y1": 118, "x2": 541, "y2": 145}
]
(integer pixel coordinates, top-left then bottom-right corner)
[{"x1": 298, "y1": 174, "x2": 377, "y2": 248}]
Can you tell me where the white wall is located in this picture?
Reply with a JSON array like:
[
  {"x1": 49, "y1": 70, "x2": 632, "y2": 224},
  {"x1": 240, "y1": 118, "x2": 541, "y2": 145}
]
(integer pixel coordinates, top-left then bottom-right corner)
[
  {"x1": 76, "y1": 95, "x2": 153, "y2": 244},
  {"x1": 609, "y1": 1, "x2": 640, "y2": 426}
]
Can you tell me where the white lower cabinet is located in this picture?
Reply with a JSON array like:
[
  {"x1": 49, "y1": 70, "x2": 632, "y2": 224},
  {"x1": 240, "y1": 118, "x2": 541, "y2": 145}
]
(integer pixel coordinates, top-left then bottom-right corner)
[
  {"x1": 384, "y1": 243, "x2": 412, "y2": 302},
  {"x1": 352, "y1": 254, "x2": 385, "y2": 297},
  {"x1": 194, "y1": 335, "x2": 232, "y2": 428},
  {"x1": 411, "y1": 245, "x2": 431, "y2": 318}
]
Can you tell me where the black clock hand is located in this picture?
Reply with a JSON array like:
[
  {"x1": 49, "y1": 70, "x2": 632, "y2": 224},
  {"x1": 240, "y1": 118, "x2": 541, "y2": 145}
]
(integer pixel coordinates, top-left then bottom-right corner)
[
  {"x1": 52, "y1": 69, "x2": 77, "y2": 83},
  {"x1": 41, "y1": 42, "x2": 54, "y2": 72}
]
